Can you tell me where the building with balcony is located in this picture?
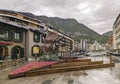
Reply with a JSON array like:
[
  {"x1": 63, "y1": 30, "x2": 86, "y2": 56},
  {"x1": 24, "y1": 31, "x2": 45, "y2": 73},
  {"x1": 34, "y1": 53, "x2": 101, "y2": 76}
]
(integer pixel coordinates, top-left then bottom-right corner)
[
  {"x1": 113, "y1": 13, "x2": 120, "y2": 50},
  {"x1": 0, "y1": 10, "x2": 46, "y2": 60},
  {"x1": 0, "y1": 10, "x2": 75, "y2": 60}
]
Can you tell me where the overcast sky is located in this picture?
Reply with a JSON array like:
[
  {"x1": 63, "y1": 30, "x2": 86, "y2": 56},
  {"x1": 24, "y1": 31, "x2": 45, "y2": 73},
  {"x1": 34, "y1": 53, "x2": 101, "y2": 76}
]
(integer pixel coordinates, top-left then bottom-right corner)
[{"x1": 0, "y1": 0, "x2": 120, "y2": 34}]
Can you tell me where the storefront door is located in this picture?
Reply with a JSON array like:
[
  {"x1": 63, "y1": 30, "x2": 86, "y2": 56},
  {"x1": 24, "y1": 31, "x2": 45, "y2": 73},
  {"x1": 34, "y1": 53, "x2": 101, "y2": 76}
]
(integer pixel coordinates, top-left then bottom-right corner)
[
  {"x1": 0, "y1": 45, "x2": 8, "y2": 60},
  {"x1": 11, "y1": 46, "x2": 24, "y2": 59}
]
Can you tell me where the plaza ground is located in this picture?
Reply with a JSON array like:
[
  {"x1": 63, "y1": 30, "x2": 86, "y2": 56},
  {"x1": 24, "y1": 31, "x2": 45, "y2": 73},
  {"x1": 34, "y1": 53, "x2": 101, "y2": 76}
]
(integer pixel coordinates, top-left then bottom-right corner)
[{"x1": 0, "y1": 56, "x2": 120, "y2": 84}]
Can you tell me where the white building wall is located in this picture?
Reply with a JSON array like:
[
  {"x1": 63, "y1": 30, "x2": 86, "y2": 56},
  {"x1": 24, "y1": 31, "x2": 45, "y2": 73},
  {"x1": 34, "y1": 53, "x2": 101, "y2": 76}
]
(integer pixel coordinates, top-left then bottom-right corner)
[{"x1": 90, "y1": 41, "x2": 104, "y2": 51}]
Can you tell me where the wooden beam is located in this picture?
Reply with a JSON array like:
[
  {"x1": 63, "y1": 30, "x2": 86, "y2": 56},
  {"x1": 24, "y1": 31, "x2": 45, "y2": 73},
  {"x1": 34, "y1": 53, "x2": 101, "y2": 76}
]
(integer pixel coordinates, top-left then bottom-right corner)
[
  {"x1": 25, "y1": 63, "x2": 115, "y2": 77},
  {"x1": 51, "y1": 61, "x2": 103, "y2": 68}
]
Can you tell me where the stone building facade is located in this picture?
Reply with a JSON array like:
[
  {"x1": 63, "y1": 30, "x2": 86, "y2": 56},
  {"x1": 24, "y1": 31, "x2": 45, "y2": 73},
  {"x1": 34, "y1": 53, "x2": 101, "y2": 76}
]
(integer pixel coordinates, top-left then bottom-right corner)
[
  {"x1": 113, "y1": 13, "x2": 120, "y2": 50},
  {"x1": 0, "y1": 10, "x2": 74, "y2": 60}
]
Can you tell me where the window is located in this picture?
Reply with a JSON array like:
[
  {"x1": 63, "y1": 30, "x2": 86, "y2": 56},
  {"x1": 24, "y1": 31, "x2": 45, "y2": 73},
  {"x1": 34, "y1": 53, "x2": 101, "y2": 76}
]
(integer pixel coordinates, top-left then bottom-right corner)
[
  {"x1": 15, "y1": 32, "x2": 20, "y2": 40},
  {"x1": 0, "y1": 29, "x2": 9, "y2": 40},
  {"x1": 14, "y1": 31, "x2": 23, "y2": 42},
  {"x1": 9, "y1": 17, "x2": 15, "y2": 22},
  {"x1": 22, "y1": 21, "x2": 29, "y2": 26},
  {"x1": 32, "y1": 45, "x2": 40, "y2": 56},
  {"x1": 34, "y1": 32, "x2": 40, "y2": 42},
  {"x1": 0, "y1": 16, "x2": 2, "y2": 19},
  {"x1": 41, "y1": 34, "x2": 46, "y2": 43},
  {"x1": 33, "y1": 46, "x2": 39, "y2": 54}
]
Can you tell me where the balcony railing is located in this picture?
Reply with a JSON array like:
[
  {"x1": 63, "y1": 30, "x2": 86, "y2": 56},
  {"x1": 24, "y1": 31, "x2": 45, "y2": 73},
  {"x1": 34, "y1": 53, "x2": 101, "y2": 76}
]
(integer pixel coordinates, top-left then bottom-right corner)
[
  {"x1": 0, "y1": 18, "x2": 36, "y2": 29},
  {"x1": 0, "y1": 18, "x2": 45, "y2": 34}
]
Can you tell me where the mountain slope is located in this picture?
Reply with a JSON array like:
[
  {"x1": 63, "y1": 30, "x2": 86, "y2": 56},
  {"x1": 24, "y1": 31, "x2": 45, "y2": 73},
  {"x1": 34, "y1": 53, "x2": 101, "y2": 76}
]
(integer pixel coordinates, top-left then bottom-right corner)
[
  {"x1": 19, "y1": 12, "x2": 99, "y2": 36},
  {"x1": 37, "y1": 16, "x2": 100, "y2": 37},
  {"x1": 103, "y1": 31, "x2": 113, "y2": 36},
  {"x1": 18, "y1": 12, "x2": 107, "y2": 43}
]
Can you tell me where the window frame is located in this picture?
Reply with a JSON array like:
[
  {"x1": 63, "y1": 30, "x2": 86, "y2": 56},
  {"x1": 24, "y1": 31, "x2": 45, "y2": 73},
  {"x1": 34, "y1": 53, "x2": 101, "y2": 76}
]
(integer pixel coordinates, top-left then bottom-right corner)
[
  {"x1": 13, "y1": 31, "x2": 23, "y2": 42},
  {"x1": 0, "y1": 29, "x2": 10, "y2": 41},
  {"x1": 33, "y1": 32, "x2": 40, "y2": 42},
  {"x1": 41, "y1": 34, "x2": 46, "y2": 43},
  {"x1": 31, "y1": 45, "x2": 40, "y2": 56}
]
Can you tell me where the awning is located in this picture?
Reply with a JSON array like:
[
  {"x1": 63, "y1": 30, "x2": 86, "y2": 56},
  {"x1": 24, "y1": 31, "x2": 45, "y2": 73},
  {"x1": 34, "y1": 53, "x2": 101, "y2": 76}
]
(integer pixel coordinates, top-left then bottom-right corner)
[{"x1": 0, "y1": 42, "x2": 13, "y2": 45}]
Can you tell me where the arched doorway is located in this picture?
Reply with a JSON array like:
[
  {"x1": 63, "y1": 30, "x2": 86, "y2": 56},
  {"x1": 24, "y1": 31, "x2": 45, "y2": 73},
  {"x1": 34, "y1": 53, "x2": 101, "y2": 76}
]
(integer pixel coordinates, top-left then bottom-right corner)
[
  {"x1": 32, "y1": 45, "x2": 41, "y2": 61},
  {"x1": 0, "y1": 45, "x2": 8, "y2": 60},
  {"x1": 11, "y1": 46, "x2": 24, "y2": 59}
]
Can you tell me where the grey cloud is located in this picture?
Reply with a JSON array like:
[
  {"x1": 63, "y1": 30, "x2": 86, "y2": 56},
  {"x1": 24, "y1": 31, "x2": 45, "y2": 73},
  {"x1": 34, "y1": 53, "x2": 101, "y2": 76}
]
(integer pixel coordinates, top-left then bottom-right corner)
[{"x1": 0, "y1": 0, "x2": 119, "y2": 34}]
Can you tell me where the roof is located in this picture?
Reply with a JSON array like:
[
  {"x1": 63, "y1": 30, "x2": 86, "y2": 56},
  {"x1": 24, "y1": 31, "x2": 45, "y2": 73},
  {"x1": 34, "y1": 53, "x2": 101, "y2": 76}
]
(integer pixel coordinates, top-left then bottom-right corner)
[
  {"x1": 0, "y1": 9, "x2": 41, "y2": 24},
  {"x1": 47, "y1": 25, "x2": 73, "y2": 40}
]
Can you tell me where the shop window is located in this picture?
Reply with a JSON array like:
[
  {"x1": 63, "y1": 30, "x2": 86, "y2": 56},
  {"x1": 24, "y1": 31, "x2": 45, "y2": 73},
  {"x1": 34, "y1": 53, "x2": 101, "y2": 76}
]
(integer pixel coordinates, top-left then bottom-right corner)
[
  {"x1": 33, "y1": 46, "x2": 39, "y2": 54},
  {"x1": 32, "y1": 45, "x2": 40, "y2": 56},
  {"x1": 34, "y1": 32, "x2": 40, "y2": 42},
  {"x1": 0, "y1": 46, "x2": 8, "y2": 60}
]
